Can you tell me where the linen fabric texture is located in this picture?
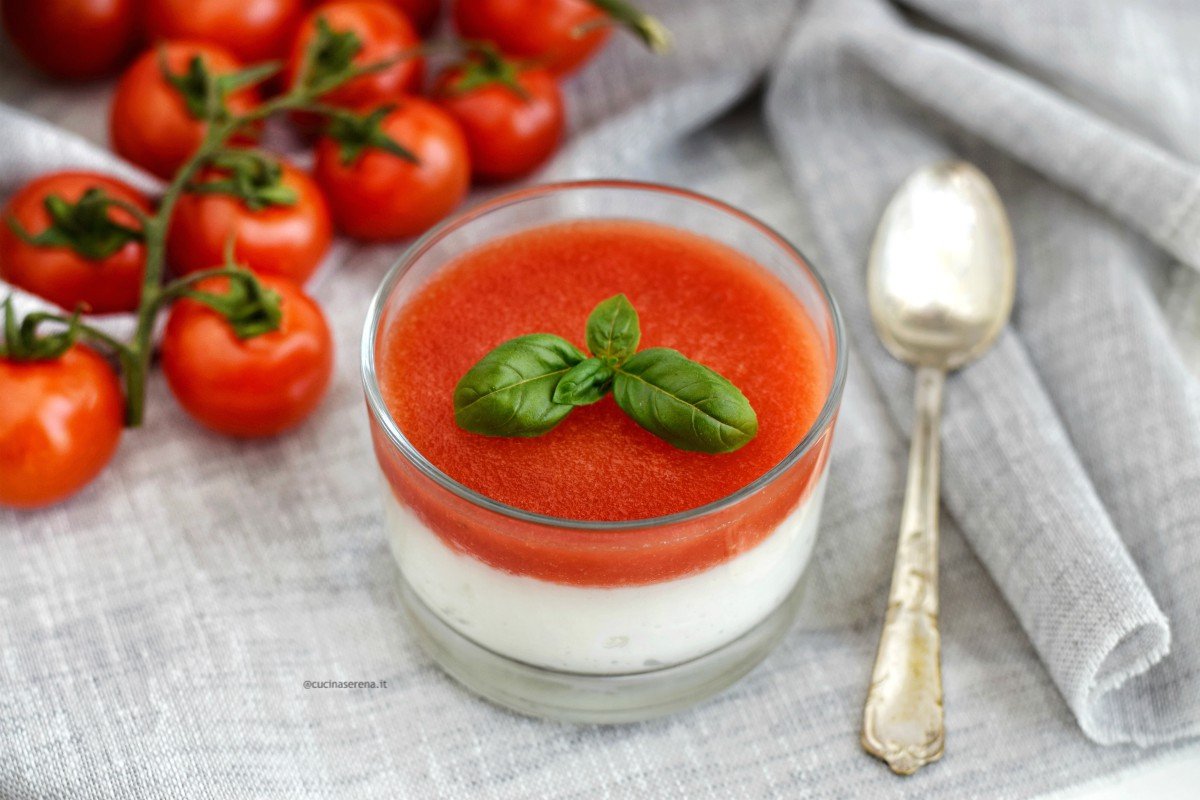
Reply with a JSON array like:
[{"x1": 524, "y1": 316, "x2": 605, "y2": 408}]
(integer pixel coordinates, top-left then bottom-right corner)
[{"x1": 2, "y1": 0, "x2": 1199, "y2": 797}]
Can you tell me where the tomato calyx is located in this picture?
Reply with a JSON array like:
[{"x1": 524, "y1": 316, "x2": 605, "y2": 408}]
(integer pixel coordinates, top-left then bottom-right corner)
[
  {"x1": 324, "y1": 105, "x2": 419, "y2": 166},
  {"x1": 159, "y1": 47, "x2": 279, "y2": 122},
  {"x1": 166, "y1": 256, "x2": 283, "y2": 341},
  {"x1": 6, "y1": 188, "x2": 145, "y2": 261},
  {"x1": 295, "y1": 15, "x2": 417, "y2": 98},
  {"x1": 0, "y1": 295, "x2": 82, "y2": 361},
  {"x1": 1, "y1": 295, "x2": 133, "y2": 399},
  {"x1": 187, "y1": 150, "x2": 298, "y2": 212},
  {"x1": 179, "y1": 270, "x2": 283, "y2": 340},
  {"x1": 581, "y1": 0, "x2": 672, "y2": 53},
  {"x1": 447, "y1": 43, "x2": 530, "y2": 100},
  {"x1": 296, "y1": 16, "x2": 364, "y2": 94}
]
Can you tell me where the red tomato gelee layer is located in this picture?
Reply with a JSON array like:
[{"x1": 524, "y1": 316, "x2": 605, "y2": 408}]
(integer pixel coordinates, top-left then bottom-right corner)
[{"x1": 375, "y1": 220, "x2": 834, "y2": 585}]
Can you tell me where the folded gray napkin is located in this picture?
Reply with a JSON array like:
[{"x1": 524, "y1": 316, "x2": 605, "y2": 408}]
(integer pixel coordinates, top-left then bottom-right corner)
[
  {"x1": 765, "y1": 0, "x2": 1200, "y2": 748},
  {"x1": 2, "y1": 0, "x2": 1198, "y2": 797}
]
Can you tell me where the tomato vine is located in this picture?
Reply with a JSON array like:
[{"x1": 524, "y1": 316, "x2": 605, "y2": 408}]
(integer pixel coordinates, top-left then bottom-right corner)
[{"x1": 3, "y1": 27, "x2": 407, "y2": 427}]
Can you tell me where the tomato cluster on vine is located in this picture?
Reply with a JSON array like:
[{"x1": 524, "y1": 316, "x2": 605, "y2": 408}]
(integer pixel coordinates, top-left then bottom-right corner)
[{"x1": 0, "y1": 0, "x2": 669, "y2": 509}]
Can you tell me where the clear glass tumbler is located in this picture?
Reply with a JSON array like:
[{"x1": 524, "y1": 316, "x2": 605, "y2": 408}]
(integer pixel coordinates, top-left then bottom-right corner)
[{"x1": 361, "y1": 181, "x2": 846, "y2": 723}]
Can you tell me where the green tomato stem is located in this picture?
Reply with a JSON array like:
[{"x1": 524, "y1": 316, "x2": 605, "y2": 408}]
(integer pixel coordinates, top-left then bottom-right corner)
[
  {"x1": 584, "y1": 0, "x2": 672, "y2": 52},
  {"x1": 4, "y1": 308, "x2": 141, "y2": 410},
  {"x1": 17, "y1": 312, "x2": 132, "y2": 356},
  {"x1": 125, "y1": 120, "x2": 230, "y2": 427},
  {"x1": 79, "y1": 52, "x2": 389, "y2": 427},
  {"x1": 155, "y1": 265, "x2": 258, "y2": 307}
]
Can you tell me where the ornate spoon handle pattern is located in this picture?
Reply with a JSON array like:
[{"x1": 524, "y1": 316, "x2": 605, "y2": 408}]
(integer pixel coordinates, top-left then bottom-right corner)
[{"x1": 861, "y1": 366, "x2": 945, "y2": 776}]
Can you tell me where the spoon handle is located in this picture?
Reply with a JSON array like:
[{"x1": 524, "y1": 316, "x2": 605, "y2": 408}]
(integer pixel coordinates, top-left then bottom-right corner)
[{"x1": 861, "y1": 365, "x2": 946, "y2": 775}]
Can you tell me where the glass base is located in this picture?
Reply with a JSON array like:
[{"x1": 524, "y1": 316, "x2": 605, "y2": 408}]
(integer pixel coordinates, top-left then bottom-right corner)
[{"x1": 396, "y1": 570, "x2": 809, "y2": 724}]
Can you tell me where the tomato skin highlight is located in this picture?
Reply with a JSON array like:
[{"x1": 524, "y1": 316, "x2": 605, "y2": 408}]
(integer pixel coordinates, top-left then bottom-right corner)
[
  {"x1": 161, "y1": 276, "x2": 334, "y2": 437},
  {"x1": 0, "y1": 172, "x2": 151, "y2": 314},
  {"x1": 432, "y1": 66, "x2": 564, "y2": 182},
  {"x1": 0, "y1": 345, "x2": 124, "y2": 509},
  {"x1": 286, "y1": 1, "x2": 424, "y2": 110},
  {"x1": 110, "y1": 42, "x2": 260, "y2": 180},
  {"x1": 143, "y1": 0, "x2": 305, "y2": 64},
  {"x1": 313, "y1": 99, "x2": 469, "y2": 241},
  {"x1": 167, "y1": 161, "x2": 333, "y2": 285},
  {"x1": 451, "y1": 0, "x2": 610, "y2": 76},
  {"x1": 1, "y1": 0, "x2": 138, "y2": 81}
]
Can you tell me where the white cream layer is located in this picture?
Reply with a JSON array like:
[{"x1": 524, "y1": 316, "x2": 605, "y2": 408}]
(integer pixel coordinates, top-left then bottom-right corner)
[{"x1": 383, "y1": 472, "x2": 827, "y2": 674}]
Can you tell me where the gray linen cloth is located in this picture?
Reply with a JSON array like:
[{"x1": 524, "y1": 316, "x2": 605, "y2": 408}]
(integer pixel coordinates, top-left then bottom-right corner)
[{"x1": 2, "y1": 0, "x2": 1199, "y2": 796}]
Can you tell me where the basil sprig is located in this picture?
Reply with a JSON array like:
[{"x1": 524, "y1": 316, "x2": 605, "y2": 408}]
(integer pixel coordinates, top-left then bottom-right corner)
[{"x1": 453, "y1": 295, "x2": 758, "y2": 454}]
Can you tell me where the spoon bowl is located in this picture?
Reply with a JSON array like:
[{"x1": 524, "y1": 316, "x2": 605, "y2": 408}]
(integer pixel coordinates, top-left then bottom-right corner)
[{"x1": 867, "y1": 161, "x2": 1015, "y2": 371}]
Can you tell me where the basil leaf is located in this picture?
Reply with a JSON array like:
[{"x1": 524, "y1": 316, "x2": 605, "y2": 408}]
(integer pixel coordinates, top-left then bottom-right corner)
[
  {"x1": 612, "y1": 348, "x2": 757, "y2": 454},
  {"x1": 585, "y1": 294, "x2": 640, "y2": 365},
  {"x1": 552, "y1": 358, "x2": 614, "y2": 406},
  {"x1": 454, "y1": 334, "x2": 585, "y2": 437}
]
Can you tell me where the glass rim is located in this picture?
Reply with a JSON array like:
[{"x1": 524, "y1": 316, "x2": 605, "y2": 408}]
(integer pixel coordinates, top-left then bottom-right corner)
[{"x1": 360, "y1": 179, "x2": 848, "y2": 532}]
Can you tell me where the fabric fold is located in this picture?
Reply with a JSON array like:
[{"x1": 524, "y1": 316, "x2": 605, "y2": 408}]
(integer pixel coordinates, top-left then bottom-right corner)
[
  {"x1": 850, "y1": 0, "x2": 1200, "y2": 268},
  {"x1": 767, "y1": 0, "x2": 1200, "y2": 746},
  {"x1": 548, "y1": 0, "x2": 798, "y2": 178}
]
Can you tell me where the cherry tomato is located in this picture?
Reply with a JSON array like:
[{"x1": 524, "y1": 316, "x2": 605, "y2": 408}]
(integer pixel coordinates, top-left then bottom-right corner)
[
  {"x1": 380, "y1": 0, "x2": 441, "y2": 34},
  {"x1": 110, "y1": 42, "x2": 260, "y2": 180},
  {"x1": 161, "y1": 276, "x2": 333, "y2": 437},
  {"x1": 287, "y1": 1, "x2": 423, "y2": 111},
  {"x1": 313, "y1": 99, "x2": 469, "y2": 240},
  {"x1": 432, "y1": 62, "x2": 563, "y2": 182},
  {"x1": 0, "y1": 345, "x2": 123, "y2": 509},
  {"x1": 143, "y1": 0, "x2": 305, "y2": 64},
  {"x1": 167, "y1": 158, "x2": 332, "y2": 285},
  {"x1": 1, "y1": 0, "x2": 137, "y2": 80},
  {"x1": 452, "y1": 0, "x2": 609, "y2": 76},
  {"x1": 0, "y1": 172, "x2": 151, "y2": 314}
]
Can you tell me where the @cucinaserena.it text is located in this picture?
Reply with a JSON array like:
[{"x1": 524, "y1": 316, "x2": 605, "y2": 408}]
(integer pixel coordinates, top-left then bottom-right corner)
[{"x1": 304, "y1": 680, "x2": 389, "y2": 689}]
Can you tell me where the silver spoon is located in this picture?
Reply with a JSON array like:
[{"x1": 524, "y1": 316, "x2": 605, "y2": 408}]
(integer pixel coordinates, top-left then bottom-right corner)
[{"x1": 861, "y1": 161, "x2": 1016, "y2": 775}]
